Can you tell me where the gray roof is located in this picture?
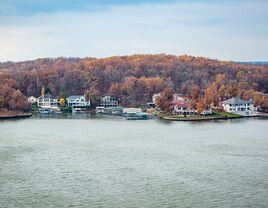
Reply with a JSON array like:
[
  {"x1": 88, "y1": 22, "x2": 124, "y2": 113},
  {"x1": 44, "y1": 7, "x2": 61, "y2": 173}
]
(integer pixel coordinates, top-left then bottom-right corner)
[
  {"x1": 67, "y1": 95, "x2": 84, "y2": 99},
  {"x1": 39, "y1": 94, "x2": 57, "y2": 99},
  {"x1": 221, "y1": 97, "x2": 252, "y2": 105}
]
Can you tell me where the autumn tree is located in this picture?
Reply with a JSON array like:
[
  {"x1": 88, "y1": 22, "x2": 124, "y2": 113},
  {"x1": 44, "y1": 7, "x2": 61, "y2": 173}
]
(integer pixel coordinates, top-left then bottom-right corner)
[
  {"x1": 84, "y1": 89, "x2": 90, "y2": 102},
  {"x1": 59, "y1": 98, "x2": 65, "y2": 107},
  {"x1": 190, "y1": 84, "x2": 199, "y2": 110},
  {"x1": 218, "y1": 85, "x2": 226, "y2": 101},
  {"x1": 252, "y1": 92, "x2": 264, "y2": 106},
  {"x1": 197, "y1": 98, "x2": 205, "y2": 115},
  {"x1": 0, "y1": 83, "x2": 30, "y2": 113},
  {"x1": 155, "y1": 87, "x2": 174, "y2": 114},
  {"x1": 0, "y1": 54, "x2": 267, "y2": 109},
  {"x1": 88, "y1": 89, "x2": 100, "y2": 107}
]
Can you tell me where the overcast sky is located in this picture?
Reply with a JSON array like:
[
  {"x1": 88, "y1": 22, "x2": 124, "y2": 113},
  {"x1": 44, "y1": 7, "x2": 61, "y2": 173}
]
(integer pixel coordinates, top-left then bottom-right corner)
[{"x1": 0, "y1": 0, "x2": 267, "y2": 62}]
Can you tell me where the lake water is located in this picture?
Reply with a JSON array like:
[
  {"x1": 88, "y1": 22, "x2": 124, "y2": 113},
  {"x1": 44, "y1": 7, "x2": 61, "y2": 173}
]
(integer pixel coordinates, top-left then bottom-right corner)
[{"x1": 0, "y1": 114, "x2": 268, "y2": 208}]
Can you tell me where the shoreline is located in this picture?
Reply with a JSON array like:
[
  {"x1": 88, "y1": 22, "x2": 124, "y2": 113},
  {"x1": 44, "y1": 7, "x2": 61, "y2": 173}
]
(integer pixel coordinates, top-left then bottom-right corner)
[
  {"x1": 162, "y1": 114, "x2": 267, "y2": 122},
  {"x1": 1, "y1": 111, "x2": 267, "y2": 122},
  {"x1": 0, "y1": 112, "x2": 32, "y2": 120}
]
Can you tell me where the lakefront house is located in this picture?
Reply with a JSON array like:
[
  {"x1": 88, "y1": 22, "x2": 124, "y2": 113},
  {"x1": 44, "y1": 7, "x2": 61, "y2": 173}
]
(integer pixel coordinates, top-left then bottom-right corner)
[
  {"x1": 173, "y1": 100, "x2": 195, "y2": 115},
  {"x1": 152, "y1": 93, "x2": 161, "y2": 104},
  {"x1": 28, "y1": 96, "x2": 37, "y2": 104},
  {"x1": 172, "y1": 94, "x2": 212, "y2": 116},
  {"x1": 99, "y1": 96, "x2": 118, "y2": 108},
  {"x1": 96, "y1": 96, "x2": 119, "y2": 113},
  {"x1": 220, "y1": 97, "x2": 254, "y2": 116},
  {"x1": 37, "y1": 94, "x2": 59, "y2": 108},
  {"x1": 66, "y1": 95, "x2": 90, "y2": 108}
]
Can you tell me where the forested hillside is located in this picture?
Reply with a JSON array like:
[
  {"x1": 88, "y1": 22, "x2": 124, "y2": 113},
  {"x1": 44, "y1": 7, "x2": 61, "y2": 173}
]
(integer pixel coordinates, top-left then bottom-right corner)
[{"x1": 0, "y1": 54, "x2": 268, "y2": 108}]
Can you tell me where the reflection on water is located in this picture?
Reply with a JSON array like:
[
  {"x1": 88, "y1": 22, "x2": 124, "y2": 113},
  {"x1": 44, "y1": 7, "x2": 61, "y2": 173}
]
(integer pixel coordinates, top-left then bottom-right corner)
[{"x1": 0, "y1": 115, "x2": 268, "y2": 208}]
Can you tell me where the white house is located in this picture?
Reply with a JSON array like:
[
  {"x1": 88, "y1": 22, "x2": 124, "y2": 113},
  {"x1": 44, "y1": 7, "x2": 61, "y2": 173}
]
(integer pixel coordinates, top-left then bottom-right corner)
[
  {"x1": 100, "y1": 96, "x2": 118, "y2": 108},
  {"x1": 152, "y1": 93, "x2": 161, "y2": 104},
  {"x1": 66, "y1": 95, "x2": 90, "y2": 108},
  {"x1": 28, "y1": 96, "x2": 37, "y2": 104},
  {"x1": 37, "y1": 94, "x2": 59, "y2": 108},
  {"x1": 220, "y1": 97, "x2": 254, "y2": 116},
  {"x1": 172, "y1": 97, "x2": 212, "y2": 116}
]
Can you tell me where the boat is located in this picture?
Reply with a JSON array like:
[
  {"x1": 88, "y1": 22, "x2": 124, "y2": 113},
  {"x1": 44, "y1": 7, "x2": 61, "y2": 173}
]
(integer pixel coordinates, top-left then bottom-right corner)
[
  {"x1": 39, "y1": 108, "x2": 51, "y2": 114},
  {"x1": 52, "y1": 108, "x2": 63, "y2": 114},
  {"x1": 39, "y1": 106, "x2": 62, "y2": 114},
  {"x1": 72, "y1": 107, "x2": 85, "y2": 113},
  {"x1": 96, "y1": 106, "x2": 105, "y2": 114}
]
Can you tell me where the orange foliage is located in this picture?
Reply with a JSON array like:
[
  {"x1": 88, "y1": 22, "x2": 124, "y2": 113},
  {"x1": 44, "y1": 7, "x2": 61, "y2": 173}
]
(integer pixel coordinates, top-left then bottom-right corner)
[{"x1": 0, "y1": 54, "x2": 267, "y2": 108}]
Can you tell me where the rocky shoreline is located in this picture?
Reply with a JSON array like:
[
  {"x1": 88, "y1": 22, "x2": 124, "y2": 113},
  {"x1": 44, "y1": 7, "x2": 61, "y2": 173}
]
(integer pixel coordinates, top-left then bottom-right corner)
[{"x1": 0, "y1": 112, "x2": 32, "y2": 120}]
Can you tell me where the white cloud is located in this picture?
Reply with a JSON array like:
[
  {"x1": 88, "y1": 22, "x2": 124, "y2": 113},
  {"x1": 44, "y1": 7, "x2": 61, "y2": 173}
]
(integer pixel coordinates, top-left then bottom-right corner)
[{"x1": 0, "y1": 1, "x2": 267, "y2": 62}]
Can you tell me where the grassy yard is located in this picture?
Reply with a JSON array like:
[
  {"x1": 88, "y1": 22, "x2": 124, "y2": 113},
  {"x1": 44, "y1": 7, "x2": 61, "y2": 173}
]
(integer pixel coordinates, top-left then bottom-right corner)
[
  {"x1": 212, "y1": 111, "x2": 242, "y2": 118},
  {"x1": 159, "y1": 111, "x2": 242, "y2": 121}
]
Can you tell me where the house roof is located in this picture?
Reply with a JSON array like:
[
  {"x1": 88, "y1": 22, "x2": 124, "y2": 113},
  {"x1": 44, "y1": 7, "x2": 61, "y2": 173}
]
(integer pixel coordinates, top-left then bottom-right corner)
[
  {"x1": 173, "y1": 100, "x2": 190, "y2": 108},
  {"x1": 67, "y1": 95, "x2": 84, "y2": 100},
  {"x1": 173, "y1": 94, "x2": 190, "y2": 102},
  {"x1": 39, "y1": 94, "x2": 57, "y2": 99},
  {"x1": 221, "y1": 97, "x2": 252, "y2": 105}
]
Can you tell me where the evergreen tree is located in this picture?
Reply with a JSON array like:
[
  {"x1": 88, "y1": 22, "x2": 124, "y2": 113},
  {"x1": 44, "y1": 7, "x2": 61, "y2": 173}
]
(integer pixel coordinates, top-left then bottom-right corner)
[{"x1": 59, "y1": 84, "x2": 65, "y2": 99}]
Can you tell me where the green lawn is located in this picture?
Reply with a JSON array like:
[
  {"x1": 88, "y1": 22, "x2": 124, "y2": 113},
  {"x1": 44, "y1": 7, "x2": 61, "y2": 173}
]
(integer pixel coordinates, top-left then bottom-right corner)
[
  {"x1": 159, "y1": 111, "x2": 242, "y2": 121},
  {"x1": 212, "y1": 111, "x2": 242, "y2": 118}
]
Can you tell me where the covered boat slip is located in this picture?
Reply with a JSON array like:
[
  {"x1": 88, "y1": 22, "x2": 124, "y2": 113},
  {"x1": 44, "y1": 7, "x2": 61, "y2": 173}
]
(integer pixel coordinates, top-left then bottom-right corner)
[
  {"x1": 39, "y1": 106, "x2": 62, "y2": 114},
  {"x1": 96, "y1": 106, "x2": 148, "y2": 120},
  {"x1": 124, "y1": 112, "x2": 148, "y2": 120}
]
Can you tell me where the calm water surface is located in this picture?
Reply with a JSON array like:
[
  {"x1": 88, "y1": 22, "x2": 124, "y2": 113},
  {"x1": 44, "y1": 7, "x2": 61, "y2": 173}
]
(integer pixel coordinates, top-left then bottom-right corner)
[{"x1": 0, "y1": 114, "x2": 268, "y2": 208}]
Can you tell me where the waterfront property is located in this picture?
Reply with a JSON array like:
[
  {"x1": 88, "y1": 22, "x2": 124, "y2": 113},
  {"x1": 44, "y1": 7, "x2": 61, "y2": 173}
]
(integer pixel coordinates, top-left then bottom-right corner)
[
  {"x1": 152, "y1": 93, "x2": 161, "y2": 104},
  {"x1": 109, "y1": 107, "x2": 123, "y2": 115},
  {"x1": 171, "y1": 95, "x2": 212, "y2": 115},
  {"x1": 220, "y1": 97, "x2": 254, "y2": 116},
  {"x1": 37, "y1": 94, "x2": 59, "y2": 108},
  {"x1": 122, "y1": 108, "x2": 148, "y2": 120},
  {"x1": 66, "y1": 95, "x2": 90, "y2": 109},
  {"x1": 37, "y1": 94, "x2": 61, "y2": 114},
  {"x1": 173, "y1": 100, "x2": 195, "y2": 115},
  {"x1": 123, "y1": 108, "x2": 142, "y2": 114},
  {"x1": 28, "y1": 96, "x2": 37, "y2": 104},
  {"x1": 96, "y1": 106, "x2": 123, "y2": 115},
  {"x1": 124, "y1": 112, "x2": 148, "y2": 120},
  {"x1": 100, "y1": 96, "x2": 119, "y2": 108},
  {"x1": 96, "y1": 96, "x2": 119, "y2": 114},
  {"x1": 39, "y1": 107, "x2": 62, "y2": 114}
]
